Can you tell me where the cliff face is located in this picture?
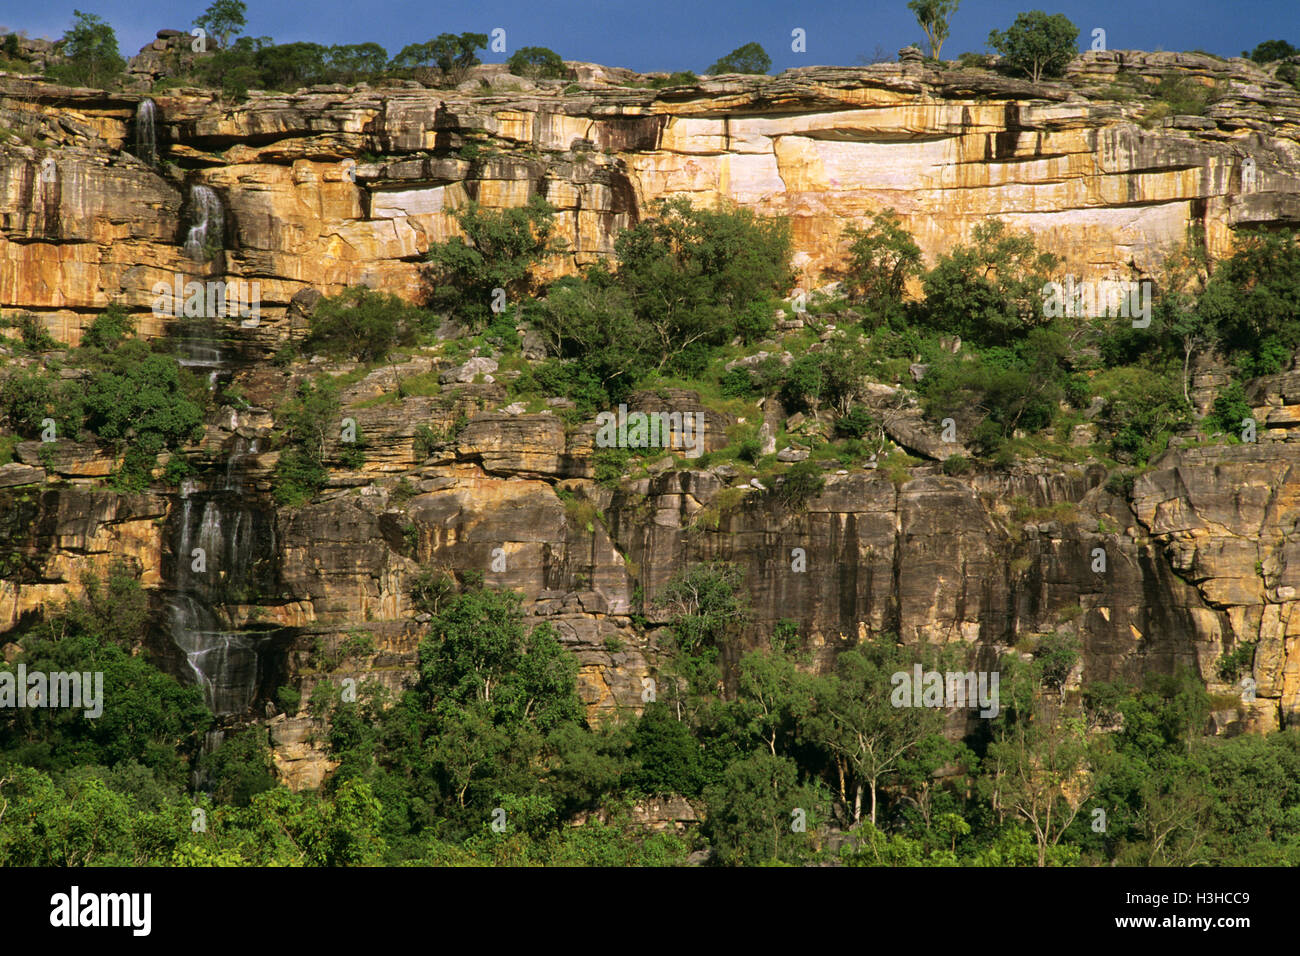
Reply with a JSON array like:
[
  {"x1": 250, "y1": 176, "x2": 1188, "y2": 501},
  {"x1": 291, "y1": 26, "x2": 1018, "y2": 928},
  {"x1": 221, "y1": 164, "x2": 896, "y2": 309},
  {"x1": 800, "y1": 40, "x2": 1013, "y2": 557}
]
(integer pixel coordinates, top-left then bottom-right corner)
[
  {"x1": 3, "y1": 52, "x2": 1300, "y2": 788},
  {"x1": 3, "y1": 51, "x2": 1300, "y2": 341}
]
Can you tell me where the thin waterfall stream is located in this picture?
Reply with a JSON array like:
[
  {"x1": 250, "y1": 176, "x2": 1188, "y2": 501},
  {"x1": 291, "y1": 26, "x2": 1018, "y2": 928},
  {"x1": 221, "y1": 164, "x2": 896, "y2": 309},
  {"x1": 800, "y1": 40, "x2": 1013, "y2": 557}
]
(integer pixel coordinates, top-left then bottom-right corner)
[
  {"x1": 135, "y1": 99, "x2": 158, "y2": 166},
  {"x1": 160, "y1": 308, "x2": 284, "y2": 717},
  {"x1": 183, "y1": 185, "x2": 223, "y2": 260}
]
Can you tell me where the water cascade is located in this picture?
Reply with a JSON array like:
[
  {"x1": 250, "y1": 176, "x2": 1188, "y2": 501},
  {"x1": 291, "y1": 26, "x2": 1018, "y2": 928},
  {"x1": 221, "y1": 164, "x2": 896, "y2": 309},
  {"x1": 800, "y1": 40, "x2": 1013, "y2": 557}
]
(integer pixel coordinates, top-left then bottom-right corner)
[
  {"x1": 135, "y1": 99, "x2": 158, "y2": 166},
  {"x1": 160, "y1": 315, "x2": 284, "y2": 716},
  {"x1": 183, "y1": 185, "x2": 223, "y2": 260}
]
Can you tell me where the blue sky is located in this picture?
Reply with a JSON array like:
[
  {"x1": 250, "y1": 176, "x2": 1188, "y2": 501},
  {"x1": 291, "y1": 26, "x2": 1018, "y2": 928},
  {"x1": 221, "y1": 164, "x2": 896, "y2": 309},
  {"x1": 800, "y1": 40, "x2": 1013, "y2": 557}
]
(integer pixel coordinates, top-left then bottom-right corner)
[{"x1": 3, "y1": 0, "x2": 1293, "y2": 74}]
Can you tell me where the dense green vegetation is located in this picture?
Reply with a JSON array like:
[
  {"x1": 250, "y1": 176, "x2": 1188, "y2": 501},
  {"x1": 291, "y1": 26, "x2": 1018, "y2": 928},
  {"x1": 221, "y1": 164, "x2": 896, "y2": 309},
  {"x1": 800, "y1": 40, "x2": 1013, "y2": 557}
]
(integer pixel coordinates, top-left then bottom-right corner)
[
  {"x1": 9, "y1": 194, "x2": 1283, "y2": 504},
  {"x1": 0, "y1": 310, "x2": 206, "y2": 490},
  {"x1": 2, "y1": 560, "x2": 1298, "y2": 866}
]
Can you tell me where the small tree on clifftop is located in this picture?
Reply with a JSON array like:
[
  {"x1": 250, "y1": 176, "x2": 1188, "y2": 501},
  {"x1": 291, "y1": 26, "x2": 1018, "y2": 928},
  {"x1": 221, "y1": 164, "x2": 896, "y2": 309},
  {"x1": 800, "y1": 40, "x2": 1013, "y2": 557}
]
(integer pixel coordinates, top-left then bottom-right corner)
[
  {"x1": 707, "y1": 42, "x2": 771, "y2": 75},
  {"x1": 987, "y1": 10, "x2": 1079, "y2": 83},
  {"x1": 194, "y1": 0, "x2": 247, "y2": 51},
  {"x1": 907, "y1": 0, "x2": 960, "y2": 60},
  {"x1": 52, "y1": 10, "x2": 125, "y2": 87}
]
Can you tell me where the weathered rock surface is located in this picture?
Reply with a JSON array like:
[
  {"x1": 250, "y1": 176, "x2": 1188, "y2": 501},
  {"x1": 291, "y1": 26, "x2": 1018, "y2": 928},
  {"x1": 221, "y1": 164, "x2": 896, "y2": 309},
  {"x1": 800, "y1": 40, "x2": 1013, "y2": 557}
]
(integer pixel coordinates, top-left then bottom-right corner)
[
  {"x1": 3, "y1": 52, "x2": 1300, "y2": 342},
  {"x1": 3, "y1": 52, "x2": 1300, "y2": 786}
]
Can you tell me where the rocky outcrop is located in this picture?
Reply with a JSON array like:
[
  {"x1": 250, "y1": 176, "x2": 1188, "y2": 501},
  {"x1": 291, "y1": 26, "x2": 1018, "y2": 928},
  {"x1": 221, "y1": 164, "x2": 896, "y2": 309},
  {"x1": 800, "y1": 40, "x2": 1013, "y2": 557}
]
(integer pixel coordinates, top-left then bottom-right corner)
[{"x1": 3, "y1": 52, "x2": 1300, "y2": 343}]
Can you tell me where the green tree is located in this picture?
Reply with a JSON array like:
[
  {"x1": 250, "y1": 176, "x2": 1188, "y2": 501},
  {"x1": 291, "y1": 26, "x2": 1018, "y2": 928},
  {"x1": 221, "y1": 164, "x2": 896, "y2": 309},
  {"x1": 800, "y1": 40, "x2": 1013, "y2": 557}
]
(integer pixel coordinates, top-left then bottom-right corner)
[
  {"x1": 79, "y1": 303, "x2": 135, "y2": 352},
  {"x1": 419, "y1": 586, "x2": 582, "y2": 730},
  {"x1": 198, "y1": 727, "x2": 277, "y2": 807},
  {"x1": 193, "y1": 0, "x2": 247, "y2": 51},
  {"x1": 272, "y1": 376, "x2": 342, "y2": 505},
  {"x1": 907, "y1": 0, "x2": 961, "y2": 60},
  {"x1": 1196, "y1": 229, "x2": 1300, "y2": 377},
  {"x1": 981, "y1": 654, "x2": 1105, "y2": 866},
  {"x1": 326, "y1": 42, "x2": 389, "y2": 82},
  {"x1": 507, "y1": 46, "x2": 566, "y2": 79},
  {"x1": 428, "y1": 32, "x2": 488, "y2": 83},
  {"x1": 628, "y1": 702, "x2": 705, "y2": 795},
  {"x1": 52, "y1": 10, "x2": 125, "y2": 88},
  {"x1": 1244, "y1": 39, "x2": 1297, "y2": 63},
  {"x1": 702, "y1": 750, "x2": 825, "y2": 865},
  {"x1": 987, "y1": 10, "x2": 1080, "y2": 83},
  {"x1": 254, "y1": 41, "x2": 329, "y2": 89},
  {"x1": 423, "y1": 195, "x2": 565, "y2": 330},
  {"x1": 3, "y1": 611, "x2": 211, "y2": 786},
  {"x1": 1206, "y1": 380, "x2": 1254, "y2": 439},
  {"x1": 304, "y1": 285, "x2": 426, "y2": 362},
  {"x1": 707, "y1": 42, "x2": 771, "y2": 75},
  {"x1": 803, "y1": 638, "x2": 947, "y2": 826},
  {"x1": 82, "y1": 340, "x2": 205, "y2": 490},
  {"x1": 921, "y1": 218, "x2": 1059, "y2": 345},
  {"x1": 0, "y1": 367, "x2": 83, "y2": 439},
  {"x1": 1092, "y1": 365, "x2": 1189, "y2": 463},
  {"x1": 533, "y1": 199, "x2": 791, "y2": 394},
  {"x1": 838, "y1": 208, "x2": 923, "y2": 316}
]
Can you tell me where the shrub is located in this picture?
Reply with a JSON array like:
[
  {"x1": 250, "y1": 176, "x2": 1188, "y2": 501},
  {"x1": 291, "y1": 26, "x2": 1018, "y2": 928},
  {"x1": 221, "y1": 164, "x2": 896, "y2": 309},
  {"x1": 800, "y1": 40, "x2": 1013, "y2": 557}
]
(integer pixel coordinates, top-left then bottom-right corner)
[
  {"x1": 1206, "y1": 380, "x2": 1254, "y2": 439},
  {"x1": 507, "y1": 46, "x2": 566, "y2": 79},
  {"x1": 0, "y1": 368, "x2": 83, "y2": 439},
  {"x1": 305, "y1": 285, "x2": 426, "y2": 363},
  {"x1": 1105, "y1": 471, "x2": 1136, "y2": 498},
  {"x1": 720, "y1": 367, "x2": 757, "y2": 398},
  {"x1": 737, "y1": 436, "x2": 763, "y2": 463},
  {"x1": 941, "y1": 454, "x2": 971, "y2": 476},
  {"x1": 593, "y1": 447, "x2": 633, "y2": 487},
  {"x1": 409, "y1": 567, "x2": 457, "y2": 615},
  {"x1": 272, "y1": 377, "x2": 343, "y2": 506},
  {"x1": 1216, "y1": 641, "x2": 1257, "y2": 682},
  {"x1": 80, "y1": 304, "x2": 135, "y2": 351},
  {"x1": 773, "y1": 460, "x2": 825, "y2": 508},
  {"x1": 12, "y1": 313, "x2": 56, "y2": 351},
  {"x1": 277, "y1": 685, "x2": 302, "y2": 714},
  {"x1": 1150, "y1": 74, "x2": 1220, "y2": 116},
  {"x1": 1094, "y1": 366, "x2": 1189, "y2": 463},
  {"x1": 706, "y1": 42, "x2": 770, "y2": 75},
  {"x1": 649, "y1": 70, "x2": 698, "y2": 88}
]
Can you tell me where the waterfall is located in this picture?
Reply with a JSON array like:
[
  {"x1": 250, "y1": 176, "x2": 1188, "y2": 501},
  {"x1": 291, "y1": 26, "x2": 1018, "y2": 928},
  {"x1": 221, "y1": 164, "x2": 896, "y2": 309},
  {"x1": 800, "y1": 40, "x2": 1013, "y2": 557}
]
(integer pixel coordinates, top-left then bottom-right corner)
[
  {"x1": 161, "y1": 326, "x2": 281, "y2": 716},
  {"x1": 183, "y1": 185, "x2": 223, "y2": 260},
  {"x1": 135, "y1": 99, "x2": 158, "y2": 166}
]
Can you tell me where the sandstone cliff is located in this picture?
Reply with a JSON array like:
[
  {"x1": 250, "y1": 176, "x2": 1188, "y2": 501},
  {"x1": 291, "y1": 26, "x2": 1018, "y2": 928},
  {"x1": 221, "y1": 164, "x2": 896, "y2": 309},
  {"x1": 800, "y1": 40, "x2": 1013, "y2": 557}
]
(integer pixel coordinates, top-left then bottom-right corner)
[{"x1": 3, "y1": 51, "x2": 1300, "y2": 789}]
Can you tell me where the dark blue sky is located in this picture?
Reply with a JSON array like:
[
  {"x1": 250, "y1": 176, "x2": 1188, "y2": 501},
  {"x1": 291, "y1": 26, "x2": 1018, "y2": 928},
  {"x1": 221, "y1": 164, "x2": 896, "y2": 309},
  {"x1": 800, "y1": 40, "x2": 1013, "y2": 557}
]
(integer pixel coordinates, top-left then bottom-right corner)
[{"x1": 5, "y1": 1, "x2": 1294, "y2": 74}]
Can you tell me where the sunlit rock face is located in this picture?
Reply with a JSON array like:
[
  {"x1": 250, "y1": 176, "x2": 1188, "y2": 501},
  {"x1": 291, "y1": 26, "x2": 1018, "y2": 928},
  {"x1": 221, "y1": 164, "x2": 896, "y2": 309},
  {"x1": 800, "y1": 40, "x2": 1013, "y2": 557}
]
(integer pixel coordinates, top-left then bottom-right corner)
[
  {"x1": 2, "y1": 50, "x2": 1300, "y2": 784},
  {"x1": 2, "y1": 52, "x2": 1298, "y2": 343}
]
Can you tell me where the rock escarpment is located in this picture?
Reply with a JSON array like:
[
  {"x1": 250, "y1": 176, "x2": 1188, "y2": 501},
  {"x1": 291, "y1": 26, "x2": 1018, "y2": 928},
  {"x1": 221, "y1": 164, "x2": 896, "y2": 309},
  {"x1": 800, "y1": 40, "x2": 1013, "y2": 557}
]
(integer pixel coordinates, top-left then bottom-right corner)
[
  {"x1": 2, "y1": 52, "x2": 1300, "y2": 787},
  {"x1": 2, "y1": 51, "x2": 1299, "y2": 342}
]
